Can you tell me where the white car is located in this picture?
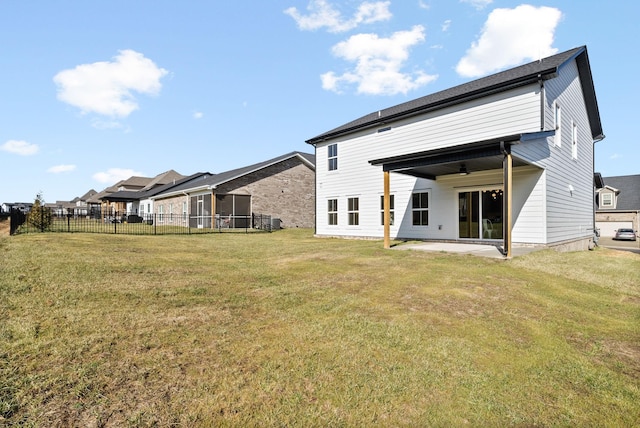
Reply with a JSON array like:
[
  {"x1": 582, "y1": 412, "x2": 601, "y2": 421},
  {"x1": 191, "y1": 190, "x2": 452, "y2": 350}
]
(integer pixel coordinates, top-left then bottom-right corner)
[{"x1": 613, "y1": 228, "x2": 637, "y2": 241}]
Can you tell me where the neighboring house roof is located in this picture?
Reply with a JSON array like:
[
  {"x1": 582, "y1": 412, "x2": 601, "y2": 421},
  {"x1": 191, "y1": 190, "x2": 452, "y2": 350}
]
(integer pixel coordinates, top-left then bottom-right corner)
[
  {"x1": 79, "y1": 189, "x2": 98, "y2": 201},
  {"x1": 153, "y1": 151, "x2": 316, "y2": 198},
  {"x1": 204, "y1": 151, "x2": 315, "y2": 188},
  {"x1": 111, "y1": 176, "x2": 152, "y2": 191},
  {"x1": 141, "y1": 170, "x2": 185, "y2": 191},
  {"x1": 600, "y1": 174, "x2": 640, "y2": 210},
  {"x1": 96, "y1": 170, "x2": 187, "y2": 201},
  {"x1": 307, "y1": 46, "x2": 603, "y2": 145},
  {"x1": 87, "y1": 190, "x2": 109, "y2": 204},
  {"x1": 104, "y1": 172, "x2": 213, "y2": 202}
]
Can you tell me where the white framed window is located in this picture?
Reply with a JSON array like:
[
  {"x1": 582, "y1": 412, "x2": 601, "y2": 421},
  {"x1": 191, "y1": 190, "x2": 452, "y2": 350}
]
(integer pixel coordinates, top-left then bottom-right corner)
[
  {"x1": 327, "y1": 199, "x2": 338, "y2": 225},
  {"x1": 572, "y1": 121, "x2": 578, "y2": 159},
  {"x1": 182, "y1": 202, "x2": 187, "y2": 219},
  {"x1": 412, "y1": 192, "x2": 429, "y2": 226},
  {"x1": 601, "y1": 193, "x2": 613, "y2": 208},
  {"x1": 158, "y1": 205, "x2": 164, "y2": 222},
  {"x1": 554, "y1": 102, "x2": 561, "y2": 147},
  {"x1": 328, "y1": 143, "x2": 338, "y2": 171},
  {"x1": 380, "y1": 194, "x2": 394, "y2": 226},
  {"x1": 347, "y1": 197, "x2": 359, "y2": 226}
]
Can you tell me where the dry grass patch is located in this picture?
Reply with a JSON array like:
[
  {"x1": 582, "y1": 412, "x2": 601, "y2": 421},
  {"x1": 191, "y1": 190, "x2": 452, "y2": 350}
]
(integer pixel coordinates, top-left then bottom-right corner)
[{"x1": 1, "y1": 230, "x2": 639, "y2": 426}]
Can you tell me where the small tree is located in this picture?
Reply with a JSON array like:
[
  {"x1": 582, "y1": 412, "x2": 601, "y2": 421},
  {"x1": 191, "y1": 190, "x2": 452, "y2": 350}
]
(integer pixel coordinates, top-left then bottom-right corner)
[{"x1": 27, "y1": 192, "x2": 52, "y2": 231}]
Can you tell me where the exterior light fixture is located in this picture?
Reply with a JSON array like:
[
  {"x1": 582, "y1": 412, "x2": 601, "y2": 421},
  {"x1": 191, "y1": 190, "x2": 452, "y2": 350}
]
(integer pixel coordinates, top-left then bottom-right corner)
[{"x1": 459, "y1": 164, "x2": 469, "y2": 175}]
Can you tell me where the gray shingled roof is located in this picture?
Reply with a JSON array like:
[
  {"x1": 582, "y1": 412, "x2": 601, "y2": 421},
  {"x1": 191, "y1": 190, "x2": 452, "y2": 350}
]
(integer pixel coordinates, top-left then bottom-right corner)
[
  {"x1": 153, "y1": 151, "x2": 315, "y2": 198},
  {"x1": 307, "y1": 46, "x2": 603, "y2": 144},
  {"x1": 103, "y1": 172, "x2": 212, "y2": 202},
  {"x1": 188, "y1": 151, "x2": 314, "y2": 189},
  {"x1": 602, "y1": 175, "x2": 640, "y2": 210}
]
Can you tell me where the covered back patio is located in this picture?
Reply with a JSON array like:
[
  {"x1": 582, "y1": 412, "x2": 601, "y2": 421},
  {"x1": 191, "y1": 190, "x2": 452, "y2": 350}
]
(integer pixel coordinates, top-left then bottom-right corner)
[{"x1": 370, "y1": 131, "x2": 553, "y2": 258}]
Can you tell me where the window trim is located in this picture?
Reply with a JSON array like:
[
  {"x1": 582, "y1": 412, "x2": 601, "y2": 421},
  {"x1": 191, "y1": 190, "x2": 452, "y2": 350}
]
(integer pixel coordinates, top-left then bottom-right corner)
[
  {"x1": 411, "y1": 191, "x2": 429, "y2": 226},
  {"x1": 328, "y1": 143, "x2": 338, "y2": 171},
  {"x1": 380, "y1": 194, "x2": 395, "y2": 226},
  {"x1": 600, "y1": 192, "x2": 614, "y2": 208},
  {"x1": 327, "y1": 198, "x2": 338, "y2": 226},
  {"x1": 347, "y1": 197, "x2": 359, "y2": 226},
  {"x1": 571, "y1": 121, "x2": 578, "y2": 159},
  {"x1": 554, "y1": 101, "x2": 561, "y2": 147}
]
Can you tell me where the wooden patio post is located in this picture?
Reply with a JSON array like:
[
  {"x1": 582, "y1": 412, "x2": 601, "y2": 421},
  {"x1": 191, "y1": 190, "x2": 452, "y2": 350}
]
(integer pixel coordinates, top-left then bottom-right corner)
[
  {"x1": 384, "y1": 170, "x2": 391, "y2": 249},
  {"x1": 503, "y1": 150, "x2": 513, "y2": 258}
]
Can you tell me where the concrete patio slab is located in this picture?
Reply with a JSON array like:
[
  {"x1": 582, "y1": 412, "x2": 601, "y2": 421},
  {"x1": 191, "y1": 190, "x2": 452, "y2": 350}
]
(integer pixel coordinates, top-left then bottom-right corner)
[{"x1": 393, "y1": 241, "x2": 542, "y2": 259}]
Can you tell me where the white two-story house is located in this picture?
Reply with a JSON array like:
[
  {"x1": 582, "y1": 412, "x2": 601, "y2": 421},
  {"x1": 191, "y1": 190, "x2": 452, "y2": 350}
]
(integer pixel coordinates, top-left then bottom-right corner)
[{"x1": 307, "y1": 46, "x2": 604, "y2": 256}]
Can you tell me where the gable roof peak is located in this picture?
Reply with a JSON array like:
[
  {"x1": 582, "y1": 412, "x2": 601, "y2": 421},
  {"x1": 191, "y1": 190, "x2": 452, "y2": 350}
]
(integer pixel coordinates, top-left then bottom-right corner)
[{"x1": 307, "y1": 45, "x2": 603, "y2": 144}]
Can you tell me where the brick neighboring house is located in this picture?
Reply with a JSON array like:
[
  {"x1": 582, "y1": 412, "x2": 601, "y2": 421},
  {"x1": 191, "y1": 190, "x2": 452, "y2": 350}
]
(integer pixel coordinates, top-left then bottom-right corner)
[
  {"x1": 151, "y1": 151, "x2": 315, "y2": 229},
  {"x1": 595, "y1": 174, "x2": 640, "y2": 237},
  {"x1": 93, "y1": 170, "x2": 185, "y2": 215}
]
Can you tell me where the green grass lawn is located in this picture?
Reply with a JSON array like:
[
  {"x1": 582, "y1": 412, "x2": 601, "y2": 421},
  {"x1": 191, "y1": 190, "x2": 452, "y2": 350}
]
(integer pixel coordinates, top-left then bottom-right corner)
[{"x1": 1, "y1": 229, "x2": 638, "y2": 426}]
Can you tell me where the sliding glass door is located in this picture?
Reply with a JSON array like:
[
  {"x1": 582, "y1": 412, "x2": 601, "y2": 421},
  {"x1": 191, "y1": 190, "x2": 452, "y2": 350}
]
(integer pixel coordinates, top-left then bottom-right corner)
[{"x1": 458, "y1": 189, "x2": 503, "y2": 240}]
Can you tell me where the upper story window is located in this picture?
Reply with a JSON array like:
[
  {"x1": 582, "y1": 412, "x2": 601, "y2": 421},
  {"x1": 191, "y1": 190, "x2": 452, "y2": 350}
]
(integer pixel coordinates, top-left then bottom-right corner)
[
  {"x1": 571, "y1": 121, "x2": 578, "y2": 159},
  {"x1": 328, "y1": 144, "x2": 338, "y2": 171},
  {"x1": 600, "y1": 192, "x2": 614, "y2": 208},
  {"x1": 554, "y1": 102, "x2": 561, "y2": 147}
]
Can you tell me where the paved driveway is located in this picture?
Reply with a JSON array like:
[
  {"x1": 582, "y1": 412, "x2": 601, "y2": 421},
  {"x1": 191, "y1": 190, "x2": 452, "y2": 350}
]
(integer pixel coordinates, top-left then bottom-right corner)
[{"x1": 598, "y1": 236, "x2": 640, "y2": 255}]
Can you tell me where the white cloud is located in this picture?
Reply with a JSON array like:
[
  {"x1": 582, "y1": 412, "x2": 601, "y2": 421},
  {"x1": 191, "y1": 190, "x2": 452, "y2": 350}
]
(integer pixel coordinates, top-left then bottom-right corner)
[
  {"x1": 460, "y1": 0, "x2": 493, "y2": 10},
  {"x1": 284, "y1": 0, "x2": 392, "y2": 33},
  {"x1": 47, "y1": 164, "x2": 76, "y2": 173},
  {"x1": 456, "y1": 5, "x2": 562, "y2": 78},
  {"x1": 193, "y1": 111, "x2": 204, "y2": 119},
  {"x1": 1, "y1": 140, "x2": 39, "y2": 156},
  {"x1": 609, "y1": 153, "x2": 620, "y2": 160},
  {"x1": 442, "y1": 19, "x2": 452, "y2": 32},
  {"x1": 418, "y1": 1, "x2": 430, "y2": 10},
  {"x1": 93, "y1": 168, "x2": 144, "y2": 184},
  {"x1": 54, "y1": 50, "x2": 168, "y2": 118},
  {"x1": 90, "y1": 118, "x2": 129, "y2": 131},
  {"x1": 321, "y1": 25, "x2": 437, "y2": 95}
]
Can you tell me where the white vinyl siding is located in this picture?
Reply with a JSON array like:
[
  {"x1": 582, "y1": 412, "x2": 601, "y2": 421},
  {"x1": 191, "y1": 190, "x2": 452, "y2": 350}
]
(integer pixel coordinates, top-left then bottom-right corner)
[
  {"x1": 534, "y1": 59, "x2": 594, "y2": 243},
  {"x1": 314, "y1": 59, "x2": 595, "y2": 246},
  {"x1": 314, "y1": 85, "x2": 541, "y2": 240}
]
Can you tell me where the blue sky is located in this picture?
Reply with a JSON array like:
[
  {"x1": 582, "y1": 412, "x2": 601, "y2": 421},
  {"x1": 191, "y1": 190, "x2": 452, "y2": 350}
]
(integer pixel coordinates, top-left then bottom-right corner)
[{"x1": 1, "y1": 1, "x2": 637, "y2": 203}]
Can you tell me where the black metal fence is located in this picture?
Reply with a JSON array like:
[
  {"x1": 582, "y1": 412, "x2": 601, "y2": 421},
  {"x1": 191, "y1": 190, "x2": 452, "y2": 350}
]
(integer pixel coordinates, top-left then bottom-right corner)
[{"x1": 10, "y1": 209, "x2": 276, "y2": 236}]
